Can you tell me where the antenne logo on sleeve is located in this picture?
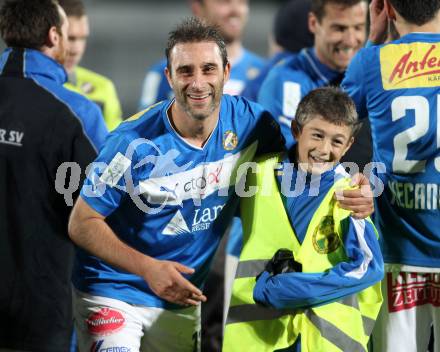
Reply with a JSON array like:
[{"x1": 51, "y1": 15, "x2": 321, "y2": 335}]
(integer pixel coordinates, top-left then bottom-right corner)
[{"x1": 381, "y1": 43, "x2": 440, "y2": 90}]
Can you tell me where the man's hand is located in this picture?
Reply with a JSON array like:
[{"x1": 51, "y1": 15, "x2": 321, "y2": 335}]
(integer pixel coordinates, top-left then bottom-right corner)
[
  {"x1": 143, "y1": 259, "x2": 207, "y2": 306},
  {"x1": 368, "y1": 0, "x2": 388, "y2": 44},
  {"x1": 335, "y1": 173, "x2": 374, "y2": 219}
]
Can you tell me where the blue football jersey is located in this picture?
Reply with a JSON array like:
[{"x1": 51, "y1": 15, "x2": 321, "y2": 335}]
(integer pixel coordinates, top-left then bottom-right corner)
[
  {"x1": 72, "y1": 95, "x2": 283, "y2": 308},
  {"x1": 224, "y1": 49, "x2": 264, "y2": 96},
  {"x1": 137, "y1": 58, "x2": 173, "y2": 110},
  {"x1": 138, "y1": 49, "x2": 265, "y2": 110},
  {"x1": 257, "y1": 48, "x2": 342, "y2": 149},
  {"x1": 342, "y1": 33, "x2": 440, "y2": 267}
]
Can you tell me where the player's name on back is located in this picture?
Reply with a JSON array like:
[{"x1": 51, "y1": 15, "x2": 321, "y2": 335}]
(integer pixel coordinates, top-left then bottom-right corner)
[{"x1": 388, "y1": 180, "x2": 440, "y2": 210}]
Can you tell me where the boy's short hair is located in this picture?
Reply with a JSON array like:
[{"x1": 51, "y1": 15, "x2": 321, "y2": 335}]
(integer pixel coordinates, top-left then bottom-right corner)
[{"x1": 294, "y1": 87, "x2": 361, "y2": 136}]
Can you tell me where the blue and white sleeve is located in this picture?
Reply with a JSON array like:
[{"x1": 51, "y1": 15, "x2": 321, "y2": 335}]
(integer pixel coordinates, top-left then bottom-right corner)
[
  {"x1": 253, "y1": 218, "x2": 384, "y2": 310},
  {"x1": 258, "y1": 68, "x2": 305, "y2": 149},
  {"x1": 138, "y1": 62, "x2": 172, "y2": 110},
  {"x1": 80, "y1": 132, "x2": 139, "y2": 217}
]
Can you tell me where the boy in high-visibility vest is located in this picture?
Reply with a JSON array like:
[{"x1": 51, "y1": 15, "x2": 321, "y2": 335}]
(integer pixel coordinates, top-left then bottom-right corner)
[{"x1": 223, "y1": 87, "x2": 384, "y2": 352}]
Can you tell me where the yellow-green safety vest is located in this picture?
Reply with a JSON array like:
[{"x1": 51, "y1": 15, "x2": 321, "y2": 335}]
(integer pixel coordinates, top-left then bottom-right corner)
[
  {"x1": 65, "y1": 66, "x2": 122, "y2": 131},
  {"x1": 223, "y1": 153, "x2": 382, "y2": 352}
]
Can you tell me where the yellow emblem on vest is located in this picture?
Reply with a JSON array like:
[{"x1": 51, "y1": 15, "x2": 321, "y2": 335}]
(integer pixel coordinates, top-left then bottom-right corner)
[{"x1": 312, "y1": 216, "x2": 341, "y2": 254}]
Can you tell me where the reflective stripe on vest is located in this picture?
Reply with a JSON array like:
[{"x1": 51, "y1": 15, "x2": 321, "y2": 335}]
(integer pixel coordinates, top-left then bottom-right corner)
[{"x1": 304, "y1": 309, "x2": 366, "y2": 352}]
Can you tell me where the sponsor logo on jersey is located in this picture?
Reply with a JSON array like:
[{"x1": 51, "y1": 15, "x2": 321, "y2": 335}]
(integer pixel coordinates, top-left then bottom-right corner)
[
  {"x1": 192, "y1": 204, "x2": 225, "y2": 232},
  {"x1": 183, "y1": 164, "x2": 223, "y2": 194},
  {"x1": 162, "y1": 210, "x2": 191, "y2": 235},
  {"x1": 90, "y1": 340, "x2": 104, "y2": 352},
  {"x1": 100, "y1": 152, "x2": 132, "y2": 187},
  {"x1": 159, "y1": 183, "x2": 179, "y2": 201},
  {"x1": 162, "y1": 205, "x2": 225, "y2": 234},
  {"x1": 387, "y1": 272, "x2": 440, "y2": 312},
  {"x1": 223, "y1": 131, "x2": 238, "y2": 151},
  {"x1": 312, "y1": 215, "x2": 341, "y2": 254},
  {"x1": 0, "y1": 128, "x2": 24, "y2": 147},
  {"x1": 381, "y1": 43, "x2": 440, "y2": 90},
  {"x1": 90, "y1": 341, "x2": 131, "y2": 352},
  {"x1": 86, "y1": 308, "x2": 125, "y2": 336},
  {"x1": 139, "y1": 142, "x2": 258, "y2": 206}
]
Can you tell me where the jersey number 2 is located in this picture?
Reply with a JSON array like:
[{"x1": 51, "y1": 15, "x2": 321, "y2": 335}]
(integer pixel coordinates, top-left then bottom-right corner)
[{"x1": 391, "y1": 95, "x2": 440, "y2": 173}]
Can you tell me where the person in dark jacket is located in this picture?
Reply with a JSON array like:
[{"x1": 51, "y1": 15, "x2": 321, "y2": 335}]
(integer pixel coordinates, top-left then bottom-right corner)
[{"x1": 0, "y1": 0, "x2": 107, "y2": 350}]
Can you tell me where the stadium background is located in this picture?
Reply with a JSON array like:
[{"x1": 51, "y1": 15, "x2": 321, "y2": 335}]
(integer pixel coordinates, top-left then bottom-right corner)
[{"x1": 0, "y1": 0, "x2": 283, "y2": 116}]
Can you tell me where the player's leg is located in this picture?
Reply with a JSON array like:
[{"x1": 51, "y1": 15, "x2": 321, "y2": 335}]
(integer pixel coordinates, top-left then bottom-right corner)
[
  {"x1": 140, "y1": 305, "x2": 201, "y2": 352},
  {"x1": 73, "y1": 289, "x2": 143, "y2": 352},
  {"x1": 372, "y1": 270, "x2": 432, "y2": 351}
]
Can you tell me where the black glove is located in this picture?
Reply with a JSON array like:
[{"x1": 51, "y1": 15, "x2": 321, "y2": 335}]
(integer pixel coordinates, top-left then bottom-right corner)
[{"x1": 265, "y1": 248, "x2": 302, "y2": 275}]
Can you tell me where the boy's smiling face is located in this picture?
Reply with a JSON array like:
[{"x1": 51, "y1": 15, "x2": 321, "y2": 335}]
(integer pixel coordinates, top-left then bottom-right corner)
[{"x1": 292, "y1": 115, "x2": 354, "y2": 174}]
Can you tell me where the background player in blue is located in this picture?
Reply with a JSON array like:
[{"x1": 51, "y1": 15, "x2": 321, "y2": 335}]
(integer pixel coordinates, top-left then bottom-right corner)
[
  {"x1": 241, "y1": 0, "x2": 314, "y2": 102},
  {"x1": 258, "y1": 0, "x2": 372, "y2": 171},
  {"x1": 68, "y1": 17, "x2": 283, "y2": 351},
  {"x1": 342, "y1": 0, "x2": 440, "y2": 350},
  {"x1": 138, "y1": 0, "x2": 264, "y2": 109}
]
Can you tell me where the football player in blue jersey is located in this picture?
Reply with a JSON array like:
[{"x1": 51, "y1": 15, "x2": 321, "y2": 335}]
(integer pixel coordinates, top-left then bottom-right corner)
[
  {"x1": 241, "y1": 0, "x2": 314, "y2": 102},
  {"x1": 138, "y1": 7, "x2": 264, "y2": 334},
  {"x1": 138, "y1": 0, "x2": 265, "y2": 110},
  {"x1": 342, "y1": 0, "x2": 440, "y2": 350},
  {"x1": 68, "y1": 17, "x2": 280, "y2": 352},
  {"x1": 68, "y1": 16, "x2": 374, "y2": 352},
  {"x1": 258, "y1": 0, "x2": 372, "y2": 171}
]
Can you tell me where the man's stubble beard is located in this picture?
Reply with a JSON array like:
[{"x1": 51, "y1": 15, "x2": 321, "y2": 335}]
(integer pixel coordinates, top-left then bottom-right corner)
[
  {"x1": 183, "y1": 79, "x2": 224, "y2": 121},
  {"x1": 185, "y1": 96, "x2": 217, "y2": 121}
]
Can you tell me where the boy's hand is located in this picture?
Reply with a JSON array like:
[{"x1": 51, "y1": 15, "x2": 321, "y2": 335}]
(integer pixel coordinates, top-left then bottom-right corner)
[{"x1": 335, "y1": 173, "x2": 374, "y2": 219}]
